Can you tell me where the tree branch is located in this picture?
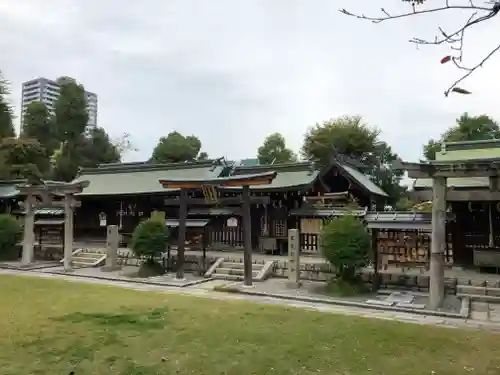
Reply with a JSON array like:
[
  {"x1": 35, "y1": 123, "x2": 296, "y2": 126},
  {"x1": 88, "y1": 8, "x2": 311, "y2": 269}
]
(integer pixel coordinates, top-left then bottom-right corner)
[{"x1": 340, "y1": 0, "x2": 500, "y2": 96}]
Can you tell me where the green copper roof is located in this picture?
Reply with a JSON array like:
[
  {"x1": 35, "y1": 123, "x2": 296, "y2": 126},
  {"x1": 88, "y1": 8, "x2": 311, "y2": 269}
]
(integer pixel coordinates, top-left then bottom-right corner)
[
  {"x1": 74, "y1": 160, "x2": 227, "y2": 196},
  {"x1": 415, "y1": 139, "x2": 500, "y2": 189},
  {"x1": 337, "y1": 163, "x2": 388, "y2": 197},
  {"x1": 229, "y1": 162, "x2": 318, "y2": 191}
]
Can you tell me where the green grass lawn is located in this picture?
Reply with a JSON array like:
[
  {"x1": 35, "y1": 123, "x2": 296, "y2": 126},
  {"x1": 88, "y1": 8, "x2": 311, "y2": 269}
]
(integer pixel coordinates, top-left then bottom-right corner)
[{"x1": 1, "y1": 276, "x2": 500, "y2": 375}]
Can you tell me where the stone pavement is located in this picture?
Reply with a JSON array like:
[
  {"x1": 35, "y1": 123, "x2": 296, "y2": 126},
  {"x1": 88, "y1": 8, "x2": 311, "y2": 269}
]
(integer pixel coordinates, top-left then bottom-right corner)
[{"x1": 2, "y1": 268, "x2": 500, "y2": 333}]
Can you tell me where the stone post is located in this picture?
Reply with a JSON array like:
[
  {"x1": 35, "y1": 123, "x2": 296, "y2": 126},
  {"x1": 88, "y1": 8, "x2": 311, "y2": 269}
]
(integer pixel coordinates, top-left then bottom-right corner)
[
  {"x1": 21, "y1": 195, "x2": 35, "y2": 266},
  {"x1": 102, "y1": 225, "x2": 120, "y2": 271},
  {"x1": 430, "y1": 176, "x2": 446, "y2": 309},
  {"x1": 287, "y1": 229, "x2": 301, "y2": 288},
  {"x1": 63, "y1": 195, "x2": 74, "y2": 272}
]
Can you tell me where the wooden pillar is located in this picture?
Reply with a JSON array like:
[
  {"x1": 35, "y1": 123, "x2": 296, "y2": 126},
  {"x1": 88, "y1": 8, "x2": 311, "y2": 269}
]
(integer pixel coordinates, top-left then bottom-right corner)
[
  {"x1": 176, "y1": 189, "x2": 187, "y2": 280},
  {"x1": 21, "y1": 195, "x2": 35, "y2": 266},
  {"x1": 63, "y1": 195, "x2": 74, "y2": 272},
  {"x1": 242, "y1": 185, "x2": 253, "y2": 286},
  {"x1": 430, "y1": 176, "x2": 446, "y2": 309}
]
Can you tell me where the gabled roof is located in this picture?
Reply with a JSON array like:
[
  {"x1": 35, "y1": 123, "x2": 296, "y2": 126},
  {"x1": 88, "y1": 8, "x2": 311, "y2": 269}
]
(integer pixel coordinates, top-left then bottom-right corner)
[
  {"x1": 334, "y1": 162, "x2": 388, "y2": 197},
  {"x1": 227, "y1": 162, "x2": 318, "y2": 191},
  {"x1": 73, "y1": 159, "x2": 227, "y2": 196}
]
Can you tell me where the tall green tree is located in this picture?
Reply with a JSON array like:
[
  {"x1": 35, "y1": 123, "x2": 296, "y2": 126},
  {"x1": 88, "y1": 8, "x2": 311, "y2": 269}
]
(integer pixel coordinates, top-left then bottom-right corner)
[
  {"x1": 21, "y1": 101, "x2": 58, "y2": 158},
  {"x1": 302, "y1": 116, "x2": 379, "y2": 166},
  {"x1": 301, "y1": 116, "x2": 405, "y2": 204},
  {"x1": 54, "y1": 78, "x2": 88, "y2": 142},
  {"x1": 423, "y1": 113, "x2": 500, "y2": 160},
  {"x1": 257, "y1": 132, "x2": 297, "y2": 164},
  {"x1": 151, "y1": 131, "x2": 206, "y2": 163},
  {"x1": 0, "y1": 71, "x2": 15, "y2": 139}
]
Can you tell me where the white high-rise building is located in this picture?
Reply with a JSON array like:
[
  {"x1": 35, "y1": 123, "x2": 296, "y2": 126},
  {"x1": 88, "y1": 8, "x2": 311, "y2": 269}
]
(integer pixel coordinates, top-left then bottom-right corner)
[{"x1": 20, "y1": 77, "x2": 98, "y2": 127}]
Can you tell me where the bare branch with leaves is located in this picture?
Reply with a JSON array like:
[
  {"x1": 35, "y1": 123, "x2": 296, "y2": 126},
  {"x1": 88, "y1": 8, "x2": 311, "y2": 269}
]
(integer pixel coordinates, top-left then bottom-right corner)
[{"x1": 340, "y1": 0, "x2": 500, "y2": 96}]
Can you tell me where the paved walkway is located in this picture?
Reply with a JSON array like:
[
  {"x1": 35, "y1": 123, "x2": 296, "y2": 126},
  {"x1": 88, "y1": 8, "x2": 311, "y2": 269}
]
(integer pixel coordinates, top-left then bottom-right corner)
[{"x1": 2, "y1": 268, "x2": 500, "y2": 333}]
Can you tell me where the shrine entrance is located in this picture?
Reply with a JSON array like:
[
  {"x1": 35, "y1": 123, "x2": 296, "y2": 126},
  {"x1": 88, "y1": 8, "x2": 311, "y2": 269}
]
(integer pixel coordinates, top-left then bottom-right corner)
[
  {"x1": 17, "y1": 181, "x2": 90, "y2": 271},
  {"x1": 159, "y1": 171, "x2": 277, "y2": 286}
]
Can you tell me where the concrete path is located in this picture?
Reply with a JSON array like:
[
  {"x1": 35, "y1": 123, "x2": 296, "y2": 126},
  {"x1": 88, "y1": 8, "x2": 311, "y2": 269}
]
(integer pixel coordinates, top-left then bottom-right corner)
[{"x1": 1, "y1": 268, "x2": 500, "y2": 333}]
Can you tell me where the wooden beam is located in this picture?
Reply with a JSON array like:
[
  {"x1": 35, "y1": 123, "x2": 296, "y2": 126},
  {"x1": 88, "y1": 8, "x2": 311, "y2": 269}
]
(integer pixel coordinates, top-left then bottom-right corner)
[
  {"x1": 412, "y1": 189, "x2": 500, "y2": 201},
  {"x1": 163, "y1": 196, "x2": 270, "y2": 206},
  {"x1": 159, "y1": 171, "x2": 277, "y2": 189}
]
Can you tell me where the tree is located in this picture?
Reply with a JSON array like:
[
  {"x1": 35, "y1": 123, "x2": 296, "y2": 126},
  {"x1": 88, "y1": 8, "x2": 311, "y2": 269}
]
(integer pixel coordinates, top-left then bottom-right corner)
[
  {"x1": 0, "y1": 214, "x2": 22, "y2": 260},
  {"x1": 0, "y1": 71, "x2": 15, "y2": 139},
  {"x1": 80, "y1": 127, "x2": 120, "y2": 167},
  {"x1": 341, "y1": 0, "x2": 500, "y2": 96},
  {"x1": 302, "y1": 116, "x2": 405, "y2": 204},
  {"x1": 21, "y1": 101, "x2": 58, "y2": 158},
  {"x1": 54, "y1": 78, "x2": 88, "y2": 142},
  {"x1": 423, "y1": 113, "x2": 500, "y2": 160},
  {"x1": 320, "y1": 215, "x2": 371, "y2": 282},
  {"x1": 0, "y1": 137, "x2": 47, "y2": 183},
  {"x1": 132, "y1": 218, "x2": 169, "y2": 260},
  {"x1": 151, "y1": 131, "x2": 205, "y2": 163},
  {"x1": 197, "y1": 151, "x2": 209, "y2": 161},
  {"x1": 257, "y1": 132, "x2": 297, "y2": 164},
  {"x1": 51, "y1": 78, "x2": 123, "y2": 181}
]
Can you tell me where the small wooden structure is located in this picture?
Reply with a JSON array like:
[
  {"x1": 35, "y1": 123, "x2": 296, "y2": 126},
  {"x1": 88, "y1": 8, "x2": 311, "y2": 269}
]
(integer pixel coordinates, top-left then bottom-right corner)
[
  {"x1": 159, "y1": 171, "x2": 277, "y2": 286},
  {"x1": 365, "y1": 212, "x2": 455, "y2": 272}
]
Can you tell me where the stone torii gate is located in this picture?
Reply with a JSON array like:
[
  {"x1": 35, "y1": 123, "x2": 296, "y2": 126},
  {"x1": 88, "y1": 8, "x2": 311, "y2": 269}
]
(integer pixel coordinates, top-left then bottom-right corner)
[
  {"x1": 17, "y1": 180, "x2": 89, "y2": 271},
  {"x1": 394, "y1": 158, "x2": 500, "y2": 309},
  {"x1": 159, "y1": 171, "x2": 277, "y2": 286}
]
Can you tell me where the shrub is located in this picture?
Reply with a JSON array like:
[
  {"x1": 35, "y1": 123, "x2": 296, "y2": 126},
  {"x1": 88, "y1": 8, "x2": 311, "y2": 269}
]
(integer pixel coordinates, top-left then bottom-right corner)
[
  {"x1": 131, "y1": 218, "x2": 169, "y2": 261},
  {"x1": 320, "y1": 215, "x2": 371, "y2": 282},
  {"x1": 0, "y1": 214, "x2": 22, "y2": 259}
]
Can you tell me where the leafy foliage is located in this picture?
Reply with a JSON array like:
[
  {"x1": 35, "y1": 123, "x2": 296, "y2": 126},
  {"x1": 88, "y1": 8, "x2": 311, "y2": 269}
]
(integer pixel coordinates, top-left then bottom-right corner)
[
  {"x1": 131, "y1": 219, "x2": 169, "y2": 260},
  {"x1": 302, "y1": 116, "x2": 405, "y2": 204},
  {"x1": 151, "y1": 131, "x2": 207, "y2": 163},
  {"x1": 21, "y1": 101, "x2": 58, "y2": 158},
  {"x1": 0, "y1": 137, "x2": 46, "y2": 183},
  {"x1": 423, "y1": 113, "x2": 500, "y2": 160},
  {"x1": 257, "y1": 132, "x2": 296, "y2": 164},
  {"x1": 0, "y1": 71, "x2": 15, "y2": 139},
  {"x1": 0, "y1": 214, "x2": 22, "y2": 256},
  {"x1": 320, "y1": 215, "x2": 371, "y2": 281},
  {"x1": 302, "y1": 116, "x2": 379, "y2": 166}
]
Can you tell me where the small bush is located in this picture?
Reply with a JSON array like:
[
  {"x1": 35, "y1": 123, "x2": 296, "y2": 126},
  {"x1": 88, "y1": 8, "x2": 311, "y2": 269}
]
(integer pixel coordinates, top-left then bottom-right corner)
[
  {"x1": 320, "y1": 215, "x2": 371, "y2": 282},
  {"x1": 131, "y1": 218, "x2": 169, "y2": 260},
  {"x1": 0, "y1": 214, "x2": 22, "y2": 259}
]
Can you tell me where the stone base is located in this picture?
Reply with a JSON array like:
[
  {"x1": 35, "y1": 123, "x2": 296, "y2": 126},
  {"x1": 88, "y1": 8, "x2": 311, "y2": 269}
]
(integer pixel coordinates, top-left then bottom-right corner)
[
  {"x1": 241, "y1": 283, "x2": 255, "y2": 289},
  {"x1": 286, "y1": 281, "x2": 302, "y2": 289},
  {"x1": 100, "y1": 265, "x2": 122, "y2": 272}
]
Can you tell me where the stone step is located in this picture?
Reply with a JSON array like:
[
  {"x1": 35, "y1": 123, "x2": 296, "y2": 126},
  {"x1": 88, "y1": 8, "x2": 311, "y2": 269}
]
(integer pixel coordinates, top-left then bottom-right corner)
[
  {"x1": 73, "y1": 255, "x2": 103, "y2": 261},
  {"x1": 213, "y1": 274, "x2": 243, "y2": 281},
  {"x1": 222, "y1": 262, "x2": 263, "y2": 270},
  {"x1": 71, "y1": 260, "x2": 96, "y2": 267},
  {"x1": 214, "y1": 268, "x2": 259, "y2": 277}
]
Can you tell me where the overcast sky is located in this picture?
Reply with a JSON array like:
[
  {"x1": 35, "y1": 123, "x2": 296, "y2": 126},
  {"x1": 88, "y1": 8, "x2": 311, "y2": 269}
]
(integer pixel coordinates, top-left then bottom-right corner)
[{"x1": 1, "y1": 0, "x2": 499, "y2": 163}]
